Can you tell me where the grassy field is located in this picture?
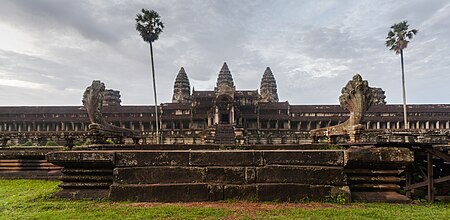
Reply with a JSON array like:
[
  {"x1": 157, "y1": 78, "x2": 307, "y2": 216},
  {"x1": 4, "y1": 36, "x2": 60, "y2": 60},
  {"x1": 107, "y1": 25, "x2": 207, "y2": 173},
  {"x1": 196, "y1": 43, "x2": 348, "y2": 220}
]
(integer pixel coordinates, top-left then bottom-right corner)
[{"x1": 1, "y1": 179, "x2": 449, "y2": 220}]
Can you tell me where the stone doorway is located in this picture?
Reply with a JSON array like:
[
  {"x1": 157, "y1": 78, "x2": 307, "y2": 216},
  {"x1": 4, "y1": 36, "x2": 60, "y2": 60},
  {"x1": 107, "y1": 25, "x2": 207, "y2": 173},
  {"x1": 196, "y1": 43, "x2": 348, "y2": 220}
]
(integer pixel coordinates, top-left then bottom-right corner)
[{"x1": 221, "y1": 113, "x2": 230, "y2": 124}]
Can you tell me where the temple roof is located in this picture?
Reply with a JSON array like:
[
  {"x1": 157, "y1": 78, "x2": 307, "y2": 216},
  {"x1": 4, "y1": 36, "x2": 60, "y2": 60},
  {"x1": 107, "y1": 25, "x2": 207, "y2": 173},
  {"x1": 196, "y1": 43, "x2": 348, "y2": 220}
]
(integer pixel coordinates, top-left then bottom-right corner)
[
  {"x1": 259, "y1": 67, "x2": 279, "y2": 102},
  {"x1": 172, "y1": 67, "x2": 191, "y2": 103},
  {"x1": 216, "y1": 62, "x2": 234, "y2": 88}
]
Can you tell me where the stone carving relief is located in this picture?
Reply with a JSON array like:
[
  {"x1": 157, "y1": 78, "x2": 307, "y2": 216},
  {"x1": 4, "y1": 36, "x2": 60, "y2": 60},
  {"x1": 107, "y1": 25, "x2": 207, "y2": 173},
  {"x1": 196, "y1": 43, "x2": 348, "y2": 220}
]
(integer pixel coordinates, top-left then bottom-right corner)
[{"x1": 310, "y1": 74, "x2": 386, "y2": 143}]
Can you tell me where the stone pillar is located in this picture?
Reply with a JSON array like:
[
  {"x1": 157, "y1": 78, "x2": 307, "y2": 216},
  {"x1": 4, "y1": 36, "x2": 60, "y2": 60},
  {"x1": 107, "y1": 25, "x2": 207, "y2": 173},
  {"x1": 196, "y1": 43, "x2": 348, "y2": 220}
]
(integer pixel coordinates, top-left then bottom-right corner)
[
  {"x1": 416, "y1": 121, "x2": 420, "y2": 129},
  {"x1": 307, "y1": 122, "x2": 311, "y2": 131},
  {"x1": 376, "y1": 121, "x2": 380, "y2": 129},
  {"x1": 231, "y1": 106, "x2": 235, "y2": 125},
  {"x1": 387, "y1": 122, "x2": 391, "y2": 129},
  {"x1": 436, "y1": 121, "x2": 440, "y2": 129},
  {"x1": 396, "y1": 121, "x2": 400, "y2": 129},
  {"x1": 214, "y1": 107, "x2": 219, "y2": 125},
  {"x1": 446, "y1": 121, "x2": 450, "y2": 129},
  {"x1": 425, "y1": 121, "x2": 430, "y2": 129}
]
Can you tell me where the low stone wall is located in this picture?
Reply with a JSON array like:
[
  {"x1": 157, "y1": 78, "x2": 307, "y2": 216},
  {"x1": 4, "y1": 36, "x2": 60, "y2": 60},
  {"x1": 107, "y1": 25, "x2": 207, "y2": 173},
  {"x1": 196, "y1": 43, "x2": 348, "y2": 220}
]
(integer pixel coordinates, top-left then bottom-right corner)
[
  {"x1": 0, "y1": 147, "x2": 62, "y2": 180},
  {"x1": 47, "y1": 146, "x2": 413, "y2": 202}
]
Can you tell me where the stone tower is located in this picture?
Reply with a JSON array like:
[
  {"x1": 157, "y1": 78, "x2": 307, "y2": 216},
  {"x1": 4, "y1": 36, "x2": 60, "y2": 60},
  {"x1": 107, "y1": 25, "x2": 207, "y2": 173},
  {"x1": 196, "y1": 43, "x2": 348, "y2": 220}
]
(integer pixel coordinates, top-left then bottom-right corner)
[
  {"x1": 172, "y1": 67, "x2": 191, "y2": 103},
  {"x1": 259, "y1": 67, "x2": 279, "y2": 102},
  {"x1": 215, "y1": 62, "x2": 235, "y2": 97},
  {"x1": 102, "y1": 89, "x2": 121, "y2": 106}
]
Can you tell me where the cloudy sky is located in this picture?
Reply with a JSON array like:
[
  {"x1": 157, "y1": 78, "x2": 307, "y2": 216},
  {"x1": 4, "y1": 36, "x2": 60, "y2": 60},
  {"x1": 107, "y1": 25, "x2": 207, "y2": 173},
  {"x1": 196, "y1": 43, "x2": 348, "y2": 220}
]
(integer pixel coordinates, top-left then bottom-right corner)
[{"x1": 0, "y1": 0, "x2": 449, "y2": 106}]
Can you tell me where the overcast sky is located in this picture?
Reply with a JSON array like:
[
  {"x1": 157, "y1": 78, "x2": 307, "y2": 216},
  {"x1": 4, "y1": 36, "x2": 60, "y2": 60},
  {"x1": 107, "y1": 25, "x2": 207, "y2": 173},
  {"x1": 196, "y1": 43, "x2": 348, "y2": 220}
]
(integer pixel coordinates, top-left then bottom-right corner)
[{"x1": 0, "y1": 0, "x2": 449, "y2": 106}]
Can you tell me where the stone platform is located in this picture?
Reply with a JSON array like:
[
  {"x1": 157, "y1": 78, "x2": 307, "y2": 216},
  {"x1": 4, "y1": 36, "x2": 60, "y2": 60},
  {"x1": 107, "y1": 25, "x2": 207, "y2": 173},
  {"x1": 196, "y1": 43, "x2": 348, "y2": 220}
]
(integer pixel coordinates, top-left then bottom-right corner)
[
  {"x1": 46, "y1": 146, "x2": 413, "y2": 202},
  {"x1": 0, "y1": 147, "x2": 62, "y2": 180}
]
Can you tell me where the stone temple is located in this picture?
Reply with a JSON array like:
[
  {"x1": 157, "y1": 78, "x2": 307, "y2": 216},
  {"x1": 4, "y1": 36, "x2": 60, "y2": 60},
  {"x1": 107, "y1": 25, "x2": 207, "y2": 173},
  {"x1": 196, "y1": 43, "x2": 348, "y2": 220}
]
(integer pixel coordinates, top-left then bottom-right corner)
[{"x1": 1, "y1": 62, "x2": 450, "y2": 145}]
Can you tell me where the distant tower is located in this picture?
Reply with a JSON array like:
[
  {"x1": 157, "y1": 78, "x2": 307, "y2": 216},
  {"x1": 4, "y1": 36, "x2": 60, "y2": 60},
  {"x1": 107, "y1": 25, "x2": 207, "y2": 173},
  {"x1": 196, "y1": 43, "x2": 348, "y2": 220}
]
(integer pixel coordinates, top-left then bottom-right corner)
[
  {"x1": 215, "y1": 62, "x2": 235, "y2": 97},
  {"x1": 259, "y1": 67, "x2": 279, "y2": 102},
  {"x1": 172, "y1": 67, "x2": 191, "y2": 103},
  {"x1": 102, "y1": 89, "x2": 121, "y2": 106}
]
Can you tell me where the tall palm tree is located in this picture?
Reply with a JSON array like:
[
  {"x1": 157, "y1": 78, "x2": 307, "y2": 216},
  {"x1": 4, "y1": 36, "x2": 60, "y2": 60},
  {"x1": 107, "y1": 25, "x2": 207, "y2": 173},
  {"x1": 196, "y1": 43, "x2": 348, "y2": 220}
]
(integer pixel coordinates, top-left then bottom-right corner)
[
  {"x1": 135, "y1": 8, "x2": 164, "y2": 143},
  {"x1": 386, "y1": 21, "x2": 418, "y2": 129}
]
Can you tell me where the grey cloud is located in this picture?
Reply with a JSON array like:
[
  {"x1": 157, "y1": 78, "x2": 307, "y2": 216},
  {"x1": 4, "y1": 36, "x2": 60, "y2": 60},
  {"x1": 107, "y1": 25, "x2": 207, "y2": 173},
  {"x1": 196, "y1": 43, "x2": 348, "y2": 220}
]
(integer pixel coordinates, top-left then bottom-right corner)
[{"x1": 1, "y1": 0, "x2": 449, "y2": 105}]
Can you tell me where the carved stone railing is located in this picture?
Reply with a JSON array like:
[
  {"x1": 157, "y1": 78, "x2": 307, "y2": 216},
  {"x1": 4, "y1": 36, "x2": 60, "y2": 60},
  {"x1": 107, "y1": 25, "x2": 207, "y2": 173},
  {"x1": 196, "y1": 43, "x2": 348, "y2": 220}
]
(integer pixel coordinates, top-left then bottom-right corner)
[
  {"x1": 310, "y1": 74, "x2": 386, "y2": 143},
  {"x1": 82, "y1": 80, "x2": 141, "y2": 144}
]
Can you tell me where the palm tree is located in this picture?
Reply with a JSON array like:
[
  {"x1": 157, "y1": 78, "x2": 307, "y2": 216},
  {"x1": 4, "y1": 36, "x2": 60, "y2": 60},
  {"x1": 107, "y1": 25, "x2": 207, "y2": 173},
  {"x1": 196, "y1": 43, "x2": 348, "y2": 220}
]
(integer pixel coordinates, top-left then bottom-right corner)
[
  {"x1": 386, "y1": 21, "x2": 418, "y2": 129},
  {"x1": 135, "y1": 9, "x2": 164, "y2": 143}
]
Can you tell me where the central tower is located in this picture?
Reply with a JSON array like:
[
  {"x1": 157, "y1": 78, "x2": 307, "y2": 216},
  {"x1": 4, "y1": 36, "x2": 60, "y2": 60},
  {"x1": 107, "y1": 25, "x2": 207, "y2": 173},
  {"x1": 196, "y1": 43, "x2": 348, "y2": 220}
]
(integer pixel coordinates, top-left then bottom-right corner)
[{"x1": 214, "y1": 62, "x2": 235, "y2": 125}]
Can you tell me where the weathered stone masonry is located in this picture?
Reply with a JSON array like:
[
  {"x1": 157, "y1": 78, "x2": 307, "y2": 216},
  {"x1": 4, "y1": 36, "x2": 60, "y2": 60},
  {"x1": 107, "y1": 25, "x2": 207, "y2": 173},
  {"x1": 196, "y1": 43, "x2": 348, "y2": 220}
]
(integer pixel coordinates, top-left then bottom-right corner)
[{"x1": 46, "y1": 146, "x2": 413, "y2": 202}]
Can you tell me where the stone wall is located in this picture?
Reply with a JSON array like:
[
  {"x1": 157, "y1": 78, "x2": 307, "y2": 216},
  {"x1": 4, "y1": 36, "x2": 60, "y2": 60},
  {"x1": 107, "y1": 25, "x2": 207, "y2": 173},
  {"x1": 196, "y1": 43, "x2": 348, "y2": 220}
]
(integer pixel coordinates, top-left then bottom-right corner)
[
  {"x1": 0, "y1": 148, "x2": 62, "y2": 180},
  {"x1": 47, "y1": 146, "x2": 413, "y2": 202}
]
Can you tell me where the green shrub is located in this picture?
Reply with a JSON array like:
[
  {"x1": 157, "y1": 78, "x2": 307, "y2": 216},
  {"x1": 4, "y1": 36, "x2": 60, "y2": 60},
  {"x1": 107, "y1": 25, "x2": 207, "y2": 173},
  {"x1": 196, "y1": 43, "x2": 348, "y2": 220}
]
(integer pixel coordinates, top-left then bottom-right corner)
[
  {"x1": 21, "y1": 140, "x2": 33, "y2": 146},
  {"x1": 45, "y1": 140, "x2": 59, "y2": 146}
]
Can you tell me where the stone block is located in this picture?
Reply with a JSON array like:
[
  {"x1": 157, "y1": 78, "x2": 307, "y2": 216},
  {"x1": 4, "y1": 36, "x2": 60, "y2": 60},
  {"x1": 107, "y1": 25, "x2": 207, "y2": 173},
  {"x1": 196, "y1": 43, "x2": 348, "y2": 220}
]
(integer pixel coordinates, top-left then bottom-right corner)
[
  {"x1": 263, "y1": 150, "x2": 344, "y2": 166},
  {"x1": 205, "y1": 167, "x2": 246, "y2": 184},
  {"x1": 209, "y1": 184, "x2": 224, "y2": 201},
  {"x1": 109, "y1": 183, "x2": 209, "y2": 202},
  {"x1": 350, "y1": 183, "x2": 400, "y2": 191},
  {"x1": 46, "y1": 151, "x2": 115, "y2": 167},
  {"x1": 59, "y1": 182, "x2": 111, "y2": 189},
  {"x1": 345, "y1": 147, "x2": 414, "y2": 168},
  {"x1": 224, "y1": 185, "x2": 257, "y2": 200},
  {"x1": 189, "y1": 151, "x2": 262, "y2": 166},
  {"x1": 257, "y1": 184, "x2": 341, "y2": 201},
  {"x1": 256, "y1": 166, "x2": 346, "y2": 185},
  {"x1": 115, "y1": 151, "x2": 189, "y2": 167},
  {"x1": 351, "y1": 191, "x2": 409, "y2": 203},
  {"x1": 54, "y1": 189, "x2": 110, "y2": 199},
  {"x1": 59, "y1": 174, "x2": 113, "y2": 182},
  {"x1": 257, "y1": 184, "x2": 311, "y2": 201},
  {"x1": 114, "y1": 167, "x2": 204, "y2": 184}
]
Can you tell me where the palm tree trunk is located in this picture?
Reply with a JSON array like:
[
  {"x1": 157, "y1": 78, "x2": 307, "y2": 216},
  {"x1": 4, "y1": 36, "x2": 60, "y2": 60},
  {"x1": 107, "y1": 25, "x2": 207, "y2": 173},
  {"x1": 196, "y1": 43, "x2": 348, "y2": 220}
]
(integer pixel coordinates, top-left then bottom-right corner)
[
  {"x1": 149, "y1": 42, "x2": 160, "y2": 144},
  {"x1": 400, "y1": 49, "x2": 408, "y2": 129}
]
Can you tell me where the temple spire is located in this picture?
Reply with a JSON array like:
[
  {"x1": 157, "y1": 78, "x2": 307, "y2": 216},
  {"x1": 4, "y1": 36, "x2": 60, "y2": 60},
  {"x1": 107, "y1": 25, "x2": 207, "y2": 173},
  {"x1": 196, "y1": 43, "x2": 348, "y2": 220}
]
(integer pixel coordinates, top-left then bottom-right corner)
[
  {"x1": 259, "y1": 67, "x2": 279, "y2": 102},
  {"x1": 172, "y1": 67, "x2": 191, "y2": 103},
  {"x1": 216, "y1": 62, "x2": 234, "y2": 88}
]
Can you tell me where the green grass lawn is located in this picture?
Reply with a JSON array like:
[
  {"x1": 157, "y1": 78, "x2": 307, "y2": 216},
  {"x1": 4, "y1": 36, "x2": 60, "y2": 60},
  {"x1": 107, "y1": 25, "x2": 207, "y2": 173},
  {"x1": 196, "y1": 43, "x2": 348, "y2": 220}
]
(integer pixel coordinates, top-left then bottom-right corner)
[{"x1": 0, "y1": 179, "x2": 449, "y2": 220}]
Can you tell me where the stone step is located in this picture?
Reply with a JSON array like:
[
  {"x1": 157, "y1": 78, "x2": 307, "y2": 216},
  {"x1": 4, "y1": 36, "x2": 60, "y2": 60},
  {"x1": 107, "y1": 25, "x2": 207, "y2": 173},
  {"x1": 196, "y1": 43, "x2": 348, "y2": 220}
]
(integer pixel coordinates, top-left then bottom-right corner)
[
  {"x1": 348, "y1": 176, "x2": 401, "y2": 183},
  {"x1": 350, "y1": 183, "x2": 400, "y2": 191},
  {"x1": 113, "y1": 166, "x2": 345, "y2": 185},
  {"x1": 59, "y1": 175, "x2": 113, "y2": 182},
  {"x1": 351, "y1": 191, "x2": 409, "y2": 203},
  {"x1": 109, "y1": 183, "x2": 350, "y2": 202},
  {"x1": 59, "y1": 182, "x2": 112, "y2": 189}
]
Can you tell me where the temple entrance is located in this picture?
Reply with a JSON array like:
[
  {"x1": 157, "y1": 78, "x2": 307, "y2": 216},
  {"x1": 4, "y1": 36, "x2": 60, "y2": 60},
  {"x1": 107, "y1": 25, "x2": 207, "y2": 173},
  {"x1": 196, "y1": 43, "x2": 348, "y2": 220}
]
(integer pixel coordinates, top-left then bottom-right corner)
[{"x1": 221, "y1": 113, "x2": 230, "y2": 124}]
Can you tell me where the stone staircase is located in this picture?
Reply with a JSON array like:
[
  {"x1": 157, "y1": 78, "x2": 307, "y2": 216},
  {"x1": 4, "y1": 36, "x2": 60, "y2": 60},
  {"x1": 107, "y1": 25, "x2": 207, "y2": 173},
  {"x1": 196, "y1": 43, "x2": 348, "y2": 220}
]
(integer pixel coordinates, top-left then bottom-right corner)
[{"x1": 214, "y1": 124, "x2": 236, "y2": 145}]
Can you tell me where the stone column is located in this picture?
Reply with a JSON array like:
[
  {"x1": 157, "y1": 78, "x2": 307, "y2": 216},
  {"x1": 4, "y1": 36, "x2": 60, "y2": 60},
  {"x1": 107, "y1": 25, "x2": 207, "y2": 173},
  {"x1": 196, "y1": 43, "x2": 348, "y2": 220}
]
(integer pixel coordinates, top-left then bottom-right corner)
[
  {"x1": 425, "y1": 121, "x2": 430, "y2": 129},
  {"x1": 214, "y1": 107, "x2": 219, "y2": 125},
  {"x1": 230, "y1": 106, "x2": 235, "y2": 125}
]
